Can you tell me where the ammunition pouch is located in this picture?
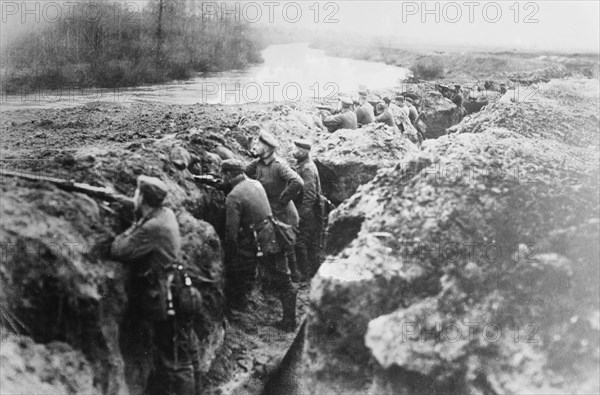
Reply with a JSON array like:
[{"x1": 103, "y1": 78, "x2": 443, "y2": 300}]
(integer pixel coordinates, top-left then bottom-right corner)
[
  {"x1": 269, "y1": 216, "x2": 297, "y2": 248},
  {"x1": 169, "y1": 265, "x2": 203, "y2": 323},
  {"x1": 245, "y1": 218, "x2": 280, "y2": 256}
]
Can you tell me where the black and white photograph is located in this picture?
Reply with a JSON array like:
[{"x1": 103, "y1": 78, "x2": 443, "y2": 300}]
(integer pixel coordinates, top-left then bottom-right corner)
[{"x1": 0, "y1": 1, "x2": 599, "y2": 394}]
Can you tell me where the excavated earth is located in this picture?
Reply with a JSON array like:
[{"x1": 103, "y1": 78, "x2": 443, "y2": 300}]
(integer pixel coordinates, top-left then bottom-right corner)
[
  {"x1": 0, "y1": 97, "x2": 428, "y2": 394},
  {"x1": 0, "y1": 100, "x2": 322, "y2": 394},
  {"x1": 1, "y1": 77, "x2": 597, "y2": 395},
  {"x1": 304, "y1": 78, "x2": 600, "y2": 394}
]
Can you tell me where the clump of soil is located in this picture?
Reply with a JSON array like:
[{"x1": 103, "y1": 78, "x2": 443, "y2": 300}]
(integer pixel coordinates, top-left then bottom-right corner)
[{"x1": 0, "y1": 333, "x2": 99, "y2": 395}]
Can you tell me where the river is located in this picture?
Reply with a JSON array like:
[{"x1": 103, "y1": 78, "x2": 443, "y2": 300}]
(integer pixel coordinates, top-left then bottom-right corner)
[{"x1": 0, "y1": 42, "x2": 409, "y2": 110}]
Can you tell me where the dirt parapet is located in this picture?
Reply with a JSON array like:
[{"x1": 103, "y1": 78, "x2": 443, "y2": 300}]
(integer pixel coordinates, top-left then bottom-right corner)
[
  {"x1": 0, "y1": 100, "x2": 327, "y2": 394},
  {"x1": 420, "y1": 90, "x2": 462, "y2": 139},
  {"x1": 314, "y1": 124, "x2": 418, "y2": 205},
  {"x1": 448, "y1": 79, "x2": 600, "y2": 147},
  {"x1": 304, "y1": 78, "x2": 600, "y2": 393},
  {"x1": 0, "y1": 129, "x2": 231, "y2": 393},
  {"x1": 0, "y1": 334, "x2": 99, "y2": 395}
]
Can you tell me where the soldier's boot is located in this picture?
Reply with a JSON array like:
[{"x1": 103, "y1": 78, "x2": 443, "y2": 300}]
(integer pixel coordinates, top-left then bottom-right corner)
[
  {"x1": 274, "y1": 292, "x2": 297, "y2": 333},
  {"x1": 295, "y1": 245, "x2": 309, "y2": 282},
  {"x1": 286, "y1": 248, "x2": 301, "y2": 283}
]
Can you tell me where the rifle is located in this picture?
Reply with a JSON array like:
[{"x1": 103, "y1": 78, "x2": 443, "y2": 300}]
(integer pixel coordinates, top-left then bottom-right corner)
[
  {"x1": 192, "y1": 174, "x2": 225, "y2": 190},
  {"x1": 1, "y1": 169, "x2": 131, "y2": 203}
]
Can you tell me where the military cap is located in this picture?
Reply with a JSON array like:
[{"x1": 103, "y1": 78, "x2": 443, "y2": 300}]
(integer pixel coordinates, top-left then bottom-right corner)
[
  {"x1": 137, "y1": 175, "x2": 168, "y2": 206},
  {"x1": 339, "y1": 96, "x2": 353, "y2": 106},
  {"x1": 221, "y1": 159, "x2": 245, "y2": 173},
  {"x1": 258, "y1": 130, "x2": 279, "y2": 149},
  {"x1": 358, "y1": 90, "x2": 368, "y2": 97},
  {"x1": 394, "y1": 95, "x2": 405, "y2": 101},
  {"x1": 382, "y1": 96, "x2": 392, "y2": 104},
  {"x1": 376, "y1": 102, "x2": 386, "y2": 111},
  {"x1": 405, "y1": 97, "x2": 414, "y2": 104},
  {"x1": 293, "y1": 139, "x2": 312, "y2": 150},
  {"x1": 455, "y1": 84, "x2": 461, "y2": 89}
]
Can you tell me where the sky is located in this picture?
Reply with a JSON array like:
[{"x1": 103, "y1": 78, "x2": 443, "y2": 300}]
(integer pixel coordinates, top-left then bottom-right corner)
[
  {"x1": 258, "y1": 0, "x2": 600, "y2": 52},
  {"x1": 1, "y1": 0, "x2": 599, "y2": 53}
]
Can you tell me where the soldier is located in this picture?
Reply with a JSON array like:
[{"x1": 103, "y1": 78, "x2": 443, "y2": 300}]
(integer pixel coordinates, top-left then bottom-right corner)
[
  {"x1": 221, "y1": 159, "x2": 271, "y2": 310},
  {"x1": 322, "y1": 96, "x2": 358, "y2": 132},
  {"x1": 355, "y1": 90, "x2": 375, "y2": 127},
  {"x1": 405, "y1": 97, "x2": 419, "y2": 126},
  {"x1": 246, "y1": 130, "x2": 304, "y2": 282},
  {"x1": 375, "y1": 99, "x2": 399, "y2": 131},
  {"x1": 499, "y1": 83, "x2": 507, "y2": 95},
  {"x1": 110, "y1": 176, "x2": 201, "y2": 395},
  {"x1": 245, "y1": 132, "x2": 302, "y2": 330},
  {"x1": 452, "y1": 84, "x2": 466, "y2": 120},
  {"x1": 391, "y1": 95, "x2": 410, "y2": 119},
  {"x1": 222, "y1": 158, "x2": 298, "y2": 332},
  {"x1": 292, "y1": 139, "x2": 322, "y2": 280}
]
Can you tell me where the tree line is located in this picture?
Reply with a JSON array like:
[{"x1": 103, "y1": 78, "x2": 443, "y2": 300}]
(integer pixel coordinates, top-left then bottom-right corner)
[{"x1": 1, "y1": 0, "x2": 264, "y2": 94}]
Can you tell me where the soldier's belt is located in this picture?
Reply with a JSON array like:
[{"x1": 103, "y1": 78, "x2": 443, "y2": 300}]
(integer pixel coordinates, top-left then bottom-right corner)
[{"x1": 240, "y1": 218, "x2": 270, "y2": 233}]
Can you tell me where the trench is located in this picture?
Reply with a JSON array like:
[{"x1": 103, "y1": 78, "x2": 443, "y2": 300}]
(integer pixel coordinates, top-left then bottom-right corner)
[{"x1": 228, "y1": 94, "x2": 476, "y2": 394}]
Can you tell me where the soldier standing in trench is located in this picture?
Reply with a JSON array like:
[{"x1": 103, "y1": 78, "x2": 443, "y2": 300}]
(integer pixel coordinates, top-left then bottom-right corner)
[
  {"x1": 246, "y1": 130, "x2": 303, "y2": 281},
  {"x1": 452, "y1": 84, "x2": 466, "y2": 120},
  {"x1": 221, "y1": 159, "x2": 297, "y2": 332},
  {"x1": 292, "y1": 139, "x2": 323, "y2": 280},
  {"x1": 245, "y1": 131, "x2": 304, "y2": 331},
  {"x1": 110, "y1": 176, "x2": 201, "y2": 395}
]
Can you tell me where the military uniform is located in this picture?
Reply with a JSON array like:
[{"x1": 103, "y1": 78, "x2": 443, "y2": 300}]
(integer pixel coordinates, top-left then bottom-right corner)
[
  {"x1": 407, "y1": 104, "x2": 419, "y2": 125},
  {"x1": 355, "y1": 101, "x2": 375, "y2": 126},
  {"x1": 110, "y1": 176, "x2": 201, "y2": 395},
  {"x1": 452, "y1": 91, "x2": 466, "y2": 120},
  {"x1": 227, "y1": 157, "x2": 297, "y2": 331},
  {"x1": 224, "y1": 172, "x2": 277, "y2": 309},
  {"x1": 245, "y1": 147, "x2": 304, "y2": 282},
  {"x1": 245, "y1": 154, "x2": 303, "y2": 225},
  {"x1": 323, "y1": 108, "x2": 358, "y2": 133},
  {"x1": 375, "y1": 107, "x2": 399, "y2": 131},
  {"x1": 293, "y1": 140, "x2": 323, "y2": 279}
]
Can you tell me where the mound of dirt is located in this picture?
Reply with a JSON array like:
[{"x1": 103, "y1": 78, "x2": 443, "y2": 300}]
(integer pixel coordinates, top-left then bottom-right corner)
[
  {"x1": 0, "y1": 100, "x2": 325, "y2": 394},
  {"x1": 314, "y1": 124, "x2": 418, "y2": 205},
  {"x1": 420, "y1": 90, "x2": 462, "y2": 138},
  {"x1": 0, "y1": 334, "x2": 98, "y2": 395},
  {"x1": 304, "y1": 79, "x2": 600, "y2": 394},
  {"x1": 448, "y1": 79, "x2": 599, "y2": 147}
]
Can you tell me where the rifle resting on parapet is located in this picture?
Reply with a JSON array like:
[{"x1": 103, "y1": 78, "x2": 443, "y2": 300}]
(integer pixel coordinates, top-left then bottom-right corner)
[
  {"x1": 192, "y1": 174, "x2": 222, "y2": 187},
  {"x1": 1, "y1": 167, "x2": 231, "y2": 206},
  {"x1": 1, "y1": 169, "x2": 131, "y2": 203}
]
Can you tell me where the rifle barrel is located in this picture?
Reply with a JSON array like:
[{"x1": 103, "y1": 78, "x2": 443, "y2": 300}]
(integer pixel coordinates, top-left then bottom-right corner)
[{"x1": 1, "y1": 169, "x2": 129, "y2": 202}]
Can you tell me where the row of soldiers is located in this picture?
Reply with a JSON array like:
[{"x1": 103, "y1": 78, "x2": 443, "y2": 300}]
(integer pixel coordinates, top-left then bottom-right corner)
[
  {"x1": 320, "y1": 90, "x2": 421, "y2": 135},
  {"x1": 223, "y1": 130, "x2": 323, "y2": 331},
  {"x1": 107, "y1": 129, "x2": 324, "y2": 394}
]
